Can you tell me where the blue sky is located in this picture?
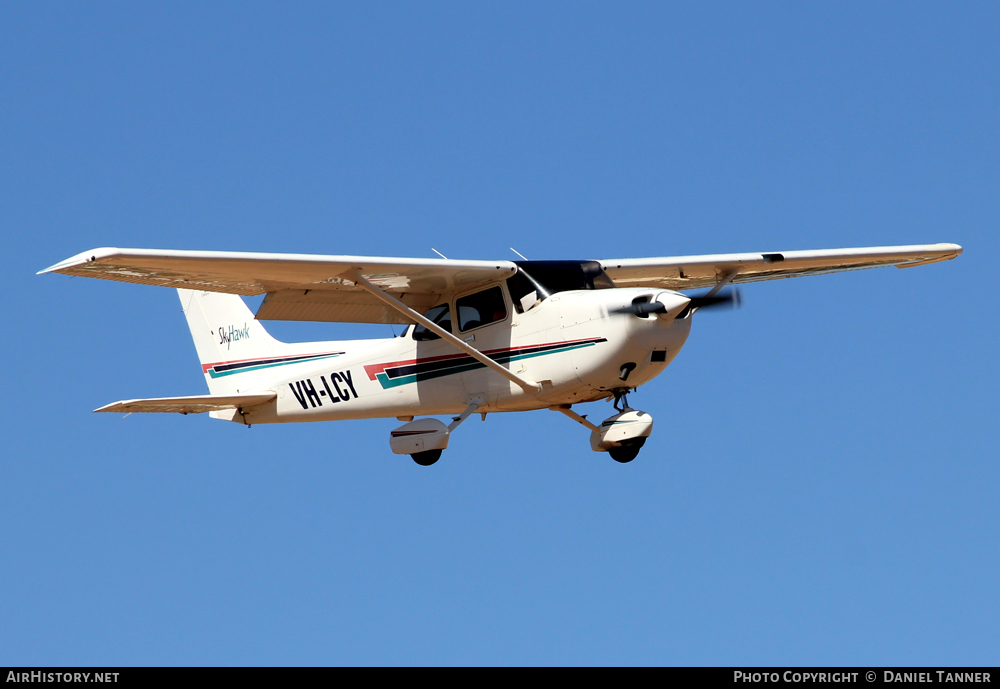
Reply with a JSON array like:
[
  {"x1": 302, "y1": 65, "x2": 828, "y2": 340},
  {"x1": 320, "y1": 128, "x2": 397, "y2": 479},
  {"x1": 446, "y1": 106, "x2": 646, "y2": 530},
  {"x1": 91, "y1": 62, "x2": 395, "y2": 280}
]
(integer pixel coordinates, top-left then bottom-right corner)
[{"x1": 1, "y1": 2, "x2": 997, "y2": 665}]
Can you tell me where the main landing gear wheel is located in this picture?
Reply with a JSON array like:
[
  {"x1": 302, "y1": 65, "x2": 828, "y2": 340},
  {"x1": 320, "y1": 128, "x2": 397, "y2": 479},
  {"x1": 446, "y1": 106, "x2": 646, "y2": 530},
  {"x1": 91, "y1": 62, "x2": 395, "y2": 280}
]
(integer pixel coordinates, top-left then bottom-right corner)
[
  {"x1": 609, "y1": 437, "x2": 646, "y2": 464},
  {"x1": 411, "y1": 449, "x2": 442, "y2": 466}
]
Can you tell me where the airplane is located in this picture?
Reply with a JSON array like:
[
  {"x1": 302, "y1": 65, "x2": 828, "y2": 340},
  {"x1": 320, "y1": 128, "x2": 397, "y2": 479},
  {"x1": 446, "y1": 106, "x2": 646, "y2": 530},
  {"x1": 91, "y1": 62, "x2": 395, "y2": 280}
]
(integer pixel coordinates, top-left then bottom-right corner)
[{"x1": 40, "y1": 242, "x2": 962, "y2": 465}]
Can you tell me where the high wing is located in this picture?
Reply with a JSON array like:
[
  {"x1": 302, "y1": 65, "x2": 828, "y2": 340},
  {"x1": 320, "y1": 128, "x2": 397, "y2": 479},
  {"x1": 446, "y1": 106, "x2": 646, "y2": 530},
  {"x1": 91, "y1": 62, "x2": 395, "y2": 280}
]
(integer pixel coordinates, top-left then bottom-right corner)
[
  {"x1": 599, "y1": 243, "x2": 962, "y2": 291},
  {"x1": 94, "y1": 393, "x2": 276, "y2": 414},
  {"x1": 41, "y1": 243, "x2": 962, "y2": 324},
  {"x1": 39, "y1": 247, "x2": 518, "y2": 324}
]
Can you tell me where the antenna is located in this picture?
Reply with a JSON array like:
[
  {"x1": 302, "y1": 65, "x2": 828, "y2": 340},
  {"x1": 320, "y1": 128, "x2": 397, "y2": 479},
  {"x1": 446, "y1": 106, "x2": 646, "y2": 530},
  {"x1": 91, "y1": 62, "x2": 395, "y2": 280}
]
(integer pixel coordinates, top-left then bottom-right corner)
[
  {"x1": 431, "y1": 248, "x2": 448, "y2": 260},
  {"x1": 510, "y1": 247, "x2": 529, "y2": 261}
]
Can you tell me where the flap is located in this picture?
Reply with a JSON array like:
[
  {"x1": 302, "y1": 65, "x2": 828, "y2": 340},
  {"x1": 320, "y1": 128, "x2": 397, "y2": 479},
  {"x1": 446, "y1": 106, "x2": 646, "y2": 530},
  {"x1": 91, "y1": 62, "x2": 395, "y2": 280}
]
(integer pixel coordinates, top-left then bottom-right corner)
[{"x1": 256, "y1": 288, "x2": 438, "y2": 324}]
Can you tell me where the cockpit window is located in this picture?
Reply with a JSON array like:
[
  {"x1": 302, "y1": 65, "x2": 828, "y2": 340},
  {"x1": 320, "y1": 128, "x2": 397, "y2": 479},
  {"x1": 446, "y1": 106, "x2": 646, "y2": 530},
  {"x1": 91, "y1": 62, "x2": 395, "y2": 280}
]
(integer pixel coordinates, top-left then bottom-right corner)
[
  {"x1": 412, "y1": 303, "x2": 452, "y2": 341},
  {"x1": 457, "y1": 286, "x2": 507, "y2": 332}
]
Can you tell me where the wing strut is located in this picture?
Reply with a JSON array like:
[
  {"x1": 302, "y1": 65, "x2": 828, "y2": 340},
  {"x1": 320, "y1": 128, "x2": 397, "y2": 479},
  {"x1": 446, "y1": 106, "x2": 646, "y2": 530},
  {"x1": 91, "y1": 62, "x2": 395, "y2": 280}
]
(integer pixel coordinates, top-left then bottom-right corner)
[{"x1": 347, "y1": 272, "x2": 542, "y2": 394}]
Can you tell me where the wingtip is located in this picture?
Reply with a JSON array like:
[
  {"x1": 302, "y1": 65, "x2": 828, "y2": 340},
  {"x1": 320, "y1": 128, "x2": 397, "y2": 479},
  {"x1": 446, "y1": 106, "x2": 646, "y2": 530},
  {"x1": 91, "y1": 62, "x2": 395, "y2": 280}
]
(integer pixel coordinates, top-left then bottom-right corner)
[
  {"x1": 936, "y1": 242, "x2": 963, "y2": 259},
  {"x1": 37, "y1": 261, "x2": 67, "y2": 275},
  {"x1": 94, "y1": 397, "x2": 137, "y2": 413},
  {"x1": 37, "y1": 247, "x2": 119, "y2": 276}
]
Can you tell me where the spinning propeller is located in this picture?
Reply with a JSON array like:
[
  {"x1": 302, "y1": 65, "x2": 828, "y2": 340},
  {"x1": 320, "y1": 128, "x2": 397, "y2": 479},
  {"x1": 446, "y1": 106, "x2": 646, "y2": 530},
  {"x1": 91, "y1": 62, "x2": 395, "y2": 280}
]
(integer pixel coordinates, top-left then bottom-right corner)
[
  {"x1": 614, "y1": 287, "x2": 743, "y2": 317},
  {"x1": 684, "y1": 287, "x2": 743, "y2": 313}
]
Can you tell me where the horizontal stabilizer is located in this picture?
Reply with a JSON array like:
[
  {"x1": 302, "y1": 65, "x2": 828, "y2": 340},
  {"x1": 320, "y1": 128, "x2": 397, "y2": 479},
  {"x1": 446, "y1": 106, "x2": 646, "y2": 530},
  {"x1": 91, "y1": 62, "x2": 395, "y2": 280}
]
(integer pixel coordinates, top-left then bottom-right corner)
[{"x1": 94, "y1": 393, "x2": 276, "y2": 415}]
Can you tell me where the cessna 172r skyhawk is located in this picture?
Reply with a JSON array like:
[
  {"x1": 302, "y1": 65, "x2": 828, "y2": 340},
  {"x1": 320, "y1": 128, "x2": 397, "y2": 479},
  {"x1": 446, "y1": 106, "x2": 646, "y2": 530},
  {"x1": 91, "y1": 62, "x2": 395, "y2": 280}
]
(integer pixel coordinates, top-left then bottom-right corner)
[{"x1": 41, "y1": 243, "x2": 961, "y2": 465}]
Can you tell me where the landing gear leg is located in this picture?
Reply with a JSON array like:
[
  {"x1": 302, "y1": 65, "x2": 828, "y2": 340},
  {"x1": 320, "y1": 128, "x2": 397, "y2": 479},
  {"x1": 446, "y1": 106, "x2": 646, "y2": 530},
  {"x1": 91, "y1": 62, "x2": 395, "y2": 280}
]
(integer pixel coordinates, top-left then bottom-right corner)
[
  {"x1": 550, "y1": 404, "x2": 600, "y2": 433},
  {"x1": 612, "y1": 388, "x2": 632, "y2": 413},
  {"x1": 446, "y1": 400, "x2": 482, "y2": 432}
]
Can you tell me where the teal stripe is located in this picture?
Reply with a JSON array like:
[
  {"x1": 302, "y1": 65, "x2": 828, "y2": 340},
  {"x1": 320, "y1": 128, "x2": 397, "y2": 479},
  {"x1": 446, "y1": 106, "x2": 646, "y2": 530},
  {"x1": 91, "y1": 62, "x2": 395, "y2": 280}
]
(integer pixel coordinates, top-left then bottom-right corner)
[{"x1": 377, "y1": 371, "x2": 413, "y2": 388}]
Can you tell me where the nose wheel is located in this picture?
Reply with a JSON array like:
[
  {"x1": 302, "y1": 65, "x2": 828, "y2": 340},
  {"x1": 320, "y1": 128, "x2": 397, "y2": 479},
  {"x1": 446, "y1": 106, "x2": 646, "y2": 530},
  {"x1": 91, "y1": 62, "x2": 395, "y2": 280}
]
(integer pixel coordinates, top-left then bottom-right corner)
[
  {"x1": 411, "y1": 449, "x2": 443, "y2": 466},
  {"x1": 550, "y1": 392, "x2": 654, "y2": 464},
  {"x1": 608, "y1": 438, "x2": 646, "y2": 463}
]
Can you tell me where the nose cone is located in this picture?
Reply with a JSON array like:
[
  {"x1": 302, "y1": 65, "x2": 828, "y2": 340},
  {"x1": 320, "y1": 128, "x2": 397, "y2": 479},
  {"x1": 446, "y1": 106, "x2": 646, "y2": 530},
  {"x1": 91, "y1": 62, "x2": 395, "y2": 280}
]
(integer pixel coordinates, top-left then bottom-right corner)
[{"x1": 653, "y1": 291, "x2": 691, "y2": 319}]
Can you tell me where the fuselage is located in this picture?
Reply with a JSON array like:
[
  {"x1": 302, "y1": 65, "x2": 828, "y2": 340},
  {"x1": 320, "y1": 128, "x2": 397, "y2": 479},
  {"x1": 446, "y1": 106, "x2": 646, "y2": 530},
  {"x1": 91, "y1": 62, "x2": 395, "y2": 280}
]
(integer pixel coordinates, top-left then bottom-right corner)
[{"x1": 212, "y1": 287, "x2": 692, "y2": 425}]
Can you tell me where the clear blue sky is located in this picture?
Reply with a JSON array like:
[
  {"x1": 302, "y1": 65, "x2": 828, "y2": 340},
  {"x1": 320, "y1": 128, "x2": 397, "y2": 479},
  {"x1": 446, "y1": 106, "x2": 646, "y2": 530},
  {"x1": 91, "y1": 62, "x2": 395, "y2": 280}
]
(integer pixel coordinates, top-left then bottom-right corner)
[{"x1": 2, "y1": 2, "x2": 997, "y2": 665}]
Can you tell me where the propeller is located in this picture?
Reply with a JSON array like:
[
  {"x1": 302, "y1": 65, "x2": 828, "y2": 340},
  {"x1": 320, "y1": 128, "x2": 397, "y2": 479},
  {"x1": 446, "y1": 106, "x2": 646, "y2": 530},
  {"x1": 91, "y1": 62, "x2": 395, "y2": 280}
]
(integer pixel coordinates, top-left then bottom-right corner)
[
  {"x1": 613, "y1": 287, "x2": 743, "y2": 317},
  {"x1": 687, "y1": 287, "x2": 743, "y2": 312}
]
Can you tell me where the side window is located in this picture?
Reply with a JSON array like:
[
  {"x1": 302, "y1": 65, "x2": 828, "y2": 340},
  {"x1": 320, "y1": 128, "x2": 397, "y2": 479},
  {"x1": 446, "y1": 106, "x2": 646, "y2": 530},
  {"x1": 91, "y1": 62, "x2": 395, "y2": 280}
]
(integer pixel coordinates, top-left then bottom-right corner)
[
  {"x1": 412, "y1": 303, "x2": 452, "y2": 341},
  {"x1": 457, "y1": 286, "x2": 507, "y2": 332}
]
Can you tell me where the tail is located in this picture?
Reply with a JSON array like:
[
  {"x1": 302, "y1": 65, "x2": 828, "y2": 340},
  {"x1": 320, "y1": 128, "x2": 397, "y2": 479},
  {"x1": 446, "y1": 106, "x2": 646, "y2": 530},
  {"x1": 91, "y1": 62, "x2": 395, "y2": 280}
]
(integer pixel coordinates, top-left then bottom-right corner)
[{"x1": 178, "y1": 289, "x2": 283, "y2": 394}]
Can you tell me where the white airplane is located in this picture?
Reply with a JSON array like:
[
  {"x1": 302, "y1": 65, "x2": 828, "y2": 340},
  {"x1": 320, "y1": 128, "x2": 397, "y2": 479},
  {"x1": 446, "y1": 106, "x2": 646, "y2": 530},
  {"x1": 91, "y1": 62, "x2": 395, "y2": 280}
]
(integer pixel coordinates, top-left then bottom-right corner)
[{"x1": 41, "y1": 243, "x2": 961, "y2": 465}]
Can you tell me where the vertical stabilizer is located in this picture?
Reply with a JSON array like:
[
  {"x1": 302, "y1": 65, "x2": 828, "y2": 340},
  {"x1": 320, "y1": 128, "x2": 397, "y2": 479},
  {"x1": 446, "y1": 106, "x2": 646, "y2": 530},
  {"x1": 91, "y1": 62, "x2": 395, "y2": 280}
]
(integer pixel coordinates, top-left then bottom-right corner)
[{"x1": 178, "y1": 289, "x2": 281, "y2": 394}]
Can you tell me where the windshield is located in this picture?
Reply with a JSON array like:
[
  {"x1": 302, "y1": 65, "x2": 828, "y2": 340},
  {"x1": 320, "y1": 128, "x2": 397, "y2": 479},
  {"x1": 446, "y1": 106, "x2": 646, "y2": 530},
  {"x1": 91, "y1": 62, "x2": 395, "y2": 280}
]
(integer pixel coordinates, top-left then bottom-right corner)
[{"x1": 506, "y1": 260, "x2": 614, "y2": 313}]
